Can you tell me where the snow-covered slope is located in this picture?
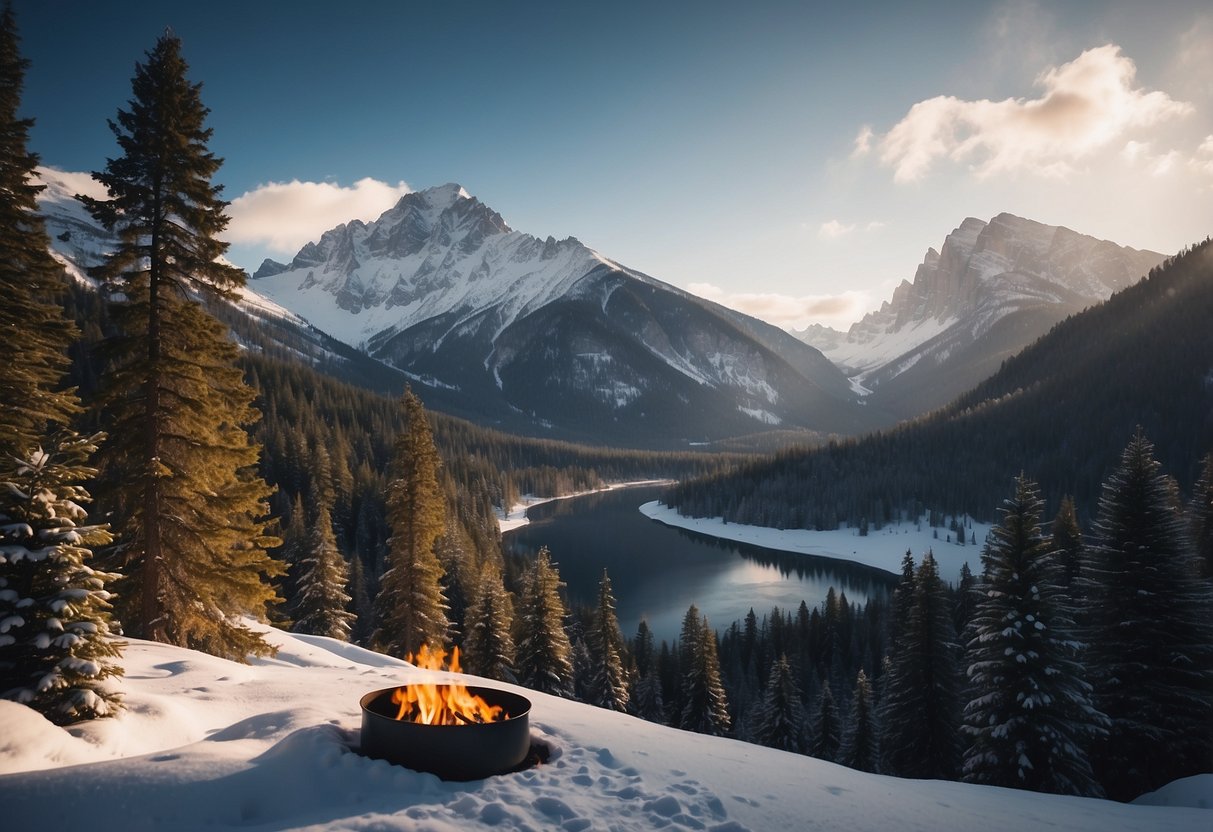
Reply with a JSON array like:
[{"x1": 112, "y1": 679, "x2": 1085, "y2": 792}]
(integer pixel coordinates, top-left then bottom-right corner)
[
  {"x1": 250, "y1": 183, "x2": 873, "y2": 446},
  {"x1": 1, "y1": 626, "x2": 1205, "y2": 830},
  {"x1": 798, "y1": 214, "x2": 1165, "y2": 421}
]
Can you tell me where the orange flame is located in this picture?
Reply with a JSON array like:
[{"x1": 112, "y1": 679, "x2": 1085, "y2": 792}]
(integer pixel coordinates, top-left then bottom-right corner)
[{"x1": 391, "y1": 645, "x2": 508, "y2": 725}]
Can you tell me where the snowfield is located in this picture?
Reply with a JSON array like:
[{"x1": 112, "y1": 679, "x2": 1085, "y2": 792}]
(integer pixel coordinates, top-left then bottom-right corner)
[
  {"x1": 0, "y1": 625, "x2": 1206, "y2": 831},
  {"x1": 640, "y1": 501, "x2": 992, "y2": 583}
]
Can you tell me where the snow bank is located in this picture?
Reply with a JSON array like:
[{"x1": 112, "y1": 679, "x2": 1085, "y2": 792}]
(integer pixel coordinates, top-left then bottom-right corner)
[
  {"x1": 496, "y1": 481, "x2": 674, "y2": 533},
  {"x1": 640, "y1": 501, "x2": 992, "y2": 582},
  {"x1": 0, "y1": 626, "x2": 1203, "y2": 831}
]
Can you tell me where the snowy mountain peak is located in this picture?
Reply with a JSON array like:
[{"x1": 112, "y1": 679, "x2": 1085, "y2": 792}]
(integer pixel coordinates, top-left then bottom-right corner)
[{"x1": 798, "y1": 211, "x2": 1166, "y2": 421}]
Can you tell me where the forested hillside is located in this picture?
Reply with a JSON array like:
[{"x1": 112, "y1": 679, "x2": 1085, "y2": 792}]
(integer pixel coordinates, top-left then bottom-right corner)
[{"x1": 668, "y1": 240, "x2": 1213, "y2": 529}]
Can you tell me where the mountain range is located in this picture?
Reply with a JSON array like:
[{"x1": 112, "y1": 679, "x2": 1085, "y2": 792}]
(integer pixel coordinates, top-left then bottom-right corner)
[
  {"x1": 245, "y1": 183, "x2": 876, "y2": 446},
  {"x1": 797, "y1": 214, "x2": 1164, "y2": 420},
  {"x1": 37, "y1": 168, "x2": 1172, "y2": 449}
]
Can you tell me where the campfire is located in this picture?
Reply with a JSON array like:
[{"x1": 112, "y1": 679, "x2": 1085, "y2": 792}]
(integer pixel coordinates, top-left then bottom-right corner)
[{"x1": 359, "y1": 645, "x2": 534, "y2": 781}]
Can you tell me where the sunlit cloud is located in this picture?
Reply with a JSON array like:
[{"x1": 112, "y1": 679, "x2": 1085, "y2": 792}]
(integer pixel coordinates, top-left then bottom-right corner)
[
  {"x1": 1120, "y1": 141, "x2": 1180, "y2": 176},
  {"x1": 871, "y1": 45, "x2": 1192, "y2": 183},
  {"x1": 227, "y1": 178, "x2": 412, "y2": 254},
  {"x1": 1192, "y1": 134, "x2": 1213, "y2": 179},
  {"x1": 688, "y1": 282, "x2": 872, "y2": 330},
  {"x1": 819, "y1": 219, "x2": 856, "y2": 239},
  {"x1": 851, "y1": 125, "x2": 874, "y2": 158}
]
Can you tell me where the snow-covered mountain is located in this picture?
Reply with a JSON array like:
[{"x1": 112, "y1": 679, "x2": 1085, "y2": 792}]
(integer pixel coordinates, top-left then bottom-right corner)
[
  {"x1": 249, "y1": 184, "x2": 875, "y2": 446},
  {"x1": 797, "y1": 214, "x2": 1165, "y2": 420}
]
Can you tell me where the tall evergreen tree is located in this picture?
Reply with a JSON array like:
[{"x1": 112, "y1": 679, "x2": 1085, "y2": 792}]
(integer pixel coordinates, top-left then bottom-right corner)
[
  {"x1": 752, "y1": 653, "x2": 806, "y2": 753},
  {"x1": 587, "y1": 569, "x2": 629, "y2": 712},
  {"x1": 1192, "y1": 453, "x2": 1213, "y2": 580},
  {"x1": 839, "y1": 669, "x2": 878, "y2": 772},
  {"x1": 0, "y1": 4, "x2": 124, "y2": 723},
  {"x1": 809, "y1": 679, "x2": 840, "y2": 762},
  {"x1": 952, "y1": 561, "x2": 977, "y2": 636},
  {"x1": 679, "y1": 612, "x2": 731, "y2": 736},
  {"x1": 961, "y1": 475, "x2": 1106, "y2": 796},
  {"x1": 81, "y1": 33, "x2": 282, "y2": 659},
  {"x1": 1081, "y1": 431, "x2": 1213, "y2": 801},
  {"x1": 0, "y1": 3, "x2": 78, "y2": 458},
  {"x1": 461, "y1": 562, "x2": 516, "y2": 683},
  {"x1": 0, "y1": 435, "x2": 124, "y2": 723},
  {"x1": 880, "y1": 552, "x2": 962, "y2": 779},
  {"x1": 514, "y1": 546, "x2": 574, "y2": 696},
  {"x1": 372, "y1": 388, "x2": 448, "y2": 657},
  {"x1": 1050, "y1": 495, "x2": 1083, "y2": 589},
  {"x1": 291, "y1": 495, "x2": 356, "y2": 641}
]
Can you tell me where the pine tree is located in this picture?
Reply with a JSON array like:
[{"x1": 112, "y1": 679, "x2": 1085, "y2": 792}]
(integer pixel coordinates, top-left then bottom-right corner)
[
  {"x1": 630, "y1": 619, "x2": 665, "y2": 723},
  {"x1": 952, "y1": 561, "x2": 976, "y2": 635},
  {"x1": 81, "y1": 33, "x2": 282, "y2": 659},
  {"x1": 372, "y1": 388, "x2": 448, "y2": 657},
  {"x1": 1050, "y1": 495, "x2": 1083, "y2": 589},
  {"x1": 809, "y1": 679, "x2": 840, "y2": 761},
  {"x1": 880, "y1": 552, "x2": 962, "y2": 779},
  {"x1": 679, "y1": 612, "x2": 731, "y2": 736},
  {"x1": 839, "y1": 669, "x2": 878, "y2": 772},
  {"x1": 752, "y1": 653, "x2": 806, "y2": 753},
  {"x1": 1191, "y1": 453, "x2": 1213, "y2": 580},
  {"x1": 291, "y1": 496, "x2": 356, "y2": 641},
  {"x1": 514, "y1": 546, "x2": 574, "y2": 696},
  {"x1": 888, "y1": 550, "x2": 916, "y2": 652},
  {"x1": 461, "y1": 562, "x2": 516, "y2": 683},
  {"x1": 1081, "y1": 431, "x2": 1213, "y2": 801},
  {"x1": 961, "y1": 475, "x2": 1106, "y2": 796},
  {"x1": 0, "y1": 434, "x2": 123, "y2": 723},
  {"x1": 0, "y1": 5, "x2": 124, "y2": 724},
  {"x1": 587, "y1": 569, "x2": 629, "y2": 712},
  {"x1": 0, "y1": 4, "x2": 78, "y2": 458}
]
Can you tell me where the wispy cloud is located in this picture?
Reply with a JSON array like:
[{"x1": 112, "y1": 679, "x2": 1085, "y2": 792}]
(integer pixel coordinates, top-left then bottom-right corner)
[
  {"x1": 226, "y1": 178, "x2": 412, "y2": 254},
  {"x1": 818, "y1": 220, "x2": 856, "y2": 239},
  {"x1": 870, "y1": 45, "x2": 1192, "y2": 183},
  {"x1": 689, "y1": 283, "x2": 872, "y2": 330}
]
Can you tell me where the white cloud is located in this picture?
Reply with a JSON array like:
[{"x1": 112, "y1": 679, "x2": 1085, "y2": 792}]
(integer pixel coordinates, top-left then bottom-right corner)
[
  {"x1": 688, "y1": 282, "x2": 872, "y2": 330},
  {"x1": 1120, "y1": 141, "x2": 1180, "y2": 176},
  {"x1": 819, "y1": 219, "x2": 856, "y2": 239},
  {"x1": 226, "y1": 178, "x2": 412, "y2": 254},
  {"x1": 872, "y1": 45, "x2": 1192, "y2": 183},
  {"x1": 1192, "y1": 134, "x2": 1213, "y2": 179},
  {"x1": 851, "y1": 125, "x2": 874, "y2": 158}
]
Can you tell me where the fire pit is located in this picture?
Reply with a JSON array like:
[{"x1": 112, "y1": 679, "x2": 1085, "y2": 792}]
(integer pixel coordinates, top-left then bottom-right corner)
[{"x1": 359, "y1": 647, "x2": 533, "y2": 781}]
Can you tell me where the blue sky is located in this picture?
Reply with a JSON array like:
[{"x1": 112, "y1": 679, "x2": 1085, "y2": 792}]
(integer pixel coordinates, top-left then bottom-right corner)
[{"x1": 15, "y1": 1, "x2": 1213, "y2": 329}]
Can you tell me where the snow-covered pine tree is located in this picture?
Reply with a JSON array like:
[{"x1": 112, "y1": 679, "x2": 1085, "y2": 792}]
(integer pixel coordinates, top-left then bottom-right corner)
[
  {"x1": 888, "y1": 550, "x2": 916, "y2": 653},
  {"x1": 0, "y1": 435, "x2": 123, "y2": 723},
  {"x1": 961, "y1": 474, "x2": 1106, "y2": 796},
  {"x1": 81, "y1": 33, "x2": 282, "y2": 659},
  {"x1": 291, "y1": 495, "x2": 356, "y2": 641},
  {"x1": 514, "y1": 546, "x2": 574, "y2": 697},
  {"x1": 461, "y1": 561, "x2": 516, "y2": 683},
  {"x1": 809, "y1": 678, "x2": 840, "y2": 761},
  {"x1": 679, "y1": 612, "x2": 731, "y2": 736},
  {"x1": 630, "y1": 619, "x2": 665, "y2": 723},
  {"x1": 1081, "y1": 431, "x2": 1213, "y2": 801},
  {"x1": 587, "y1": 569, "x2": 629, "y2": 712},
  {"x1": 0, "y1": 5, "x2": 124, "y2": 724},
  {"x1": 752, "y1": 653, "x2": 806, "y2": 753},
  {"x1": 879, "y1": 551, "x2": 962, "y2": 779},
  {"x1": 372, "y1": 388, "x2": 448, "y2": 657},
  {"x1": 838, "y1": 669, "x2": 878, "y2": 772},
  {"x1": 1049, "y1": 495, "x2": 1083, "y2": 589},
  {"x1": 1192, "y1": 453, "x2": 1213, "y2": 579}
]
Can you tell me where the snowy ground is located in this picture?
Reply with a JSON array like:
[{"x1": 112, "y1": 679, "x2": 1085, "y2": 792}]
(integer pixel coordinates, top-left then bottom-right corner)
[
  {"x1": 1, "y1": 625, "x2": 1206, "y2": 831},
  {"x1": 496, "y1": 481, "x2": 674, "y2": 533},
  {"x1": 640, "y1": 502, "x2": 993, "y2": 583}
]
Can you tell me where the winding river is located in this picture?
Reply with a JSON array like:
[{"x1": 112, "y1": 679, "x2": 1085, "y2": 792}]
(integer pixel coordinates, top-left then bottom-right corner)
[{"x1": 502, "y1": 484, "x2": 896, "y2": 643}]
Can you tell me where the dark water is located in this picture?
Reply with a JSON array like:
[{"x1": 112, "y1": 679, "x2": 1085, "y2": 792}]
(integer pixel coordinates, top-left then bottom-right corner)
[{"x1": 503, "y1": 485, "x2": 896, "y2": 643}]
